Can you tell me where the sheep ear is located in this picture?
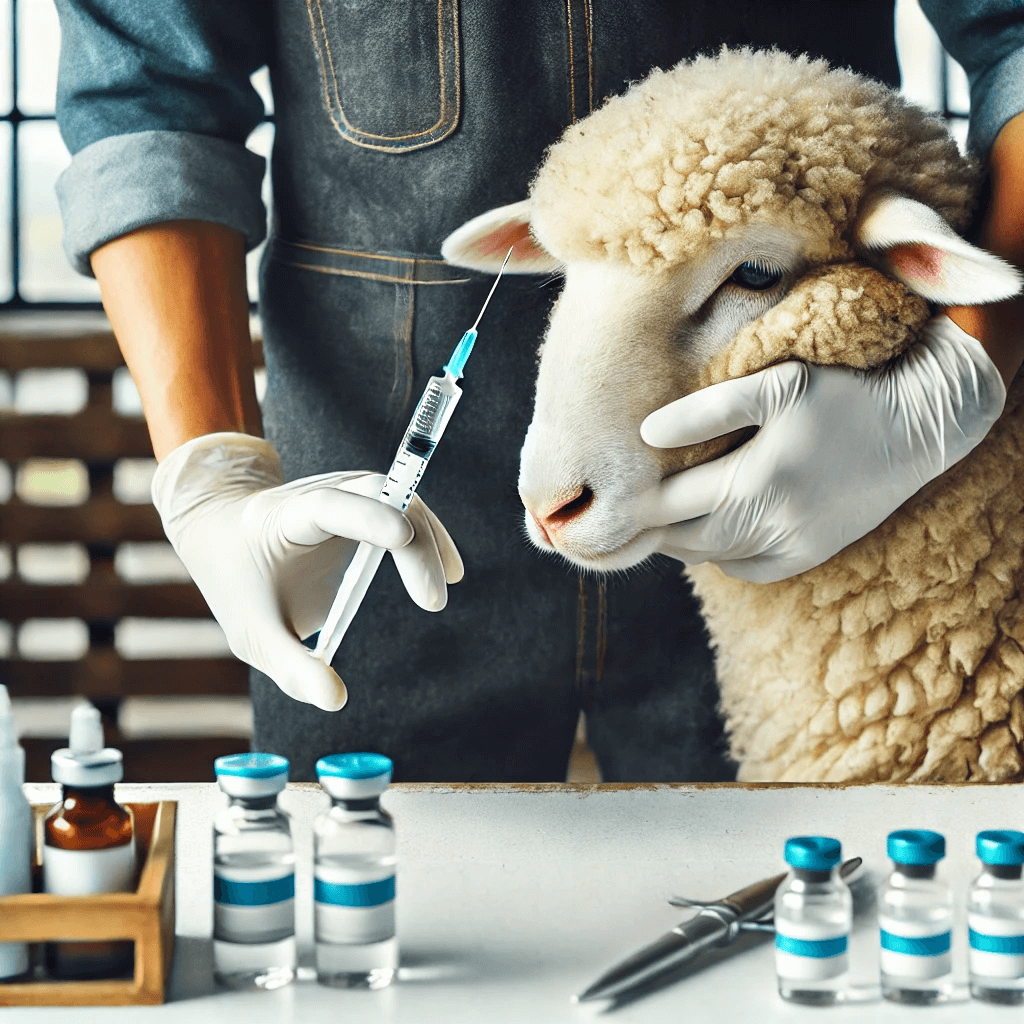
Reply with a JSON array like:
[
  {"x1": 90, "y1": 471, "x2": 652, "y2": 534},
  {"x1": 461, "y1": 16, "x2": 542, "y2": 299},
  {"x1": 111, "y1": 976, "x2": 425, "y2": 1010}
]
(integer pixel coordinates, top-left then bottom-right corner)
[
  {"x1": 441, "y1": 200, "x2": 562, "y2": 274},
  {"x1": 854, "y1": 192, "x2": 1021, "y2": 305}
]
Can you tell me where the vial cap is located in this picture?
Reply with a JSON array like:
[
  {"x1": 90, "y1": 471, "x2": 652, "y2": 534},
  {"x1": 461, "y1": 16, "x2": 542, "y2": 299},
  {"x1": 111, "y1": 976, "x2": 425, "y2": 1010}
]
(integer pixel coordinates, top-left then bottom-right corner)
[
  {"x1": 887, "y1": 829, "x2": 945, "y2": 865},
  {"x1": 317, "y1": 753, "x2": 392, "y2": 800},
  {"x1": 50, "y1": 748, "x2": 124, "y2": 787},
  {"x1": 215, "y1": 752, "x2": 289, "y2": 780},
  {"x1": 316, "y1": 752, "x2": 393, "y2": 781},
  {"x1": 784, "y1": 836, "x2": 841, "y2": 871},
  {"x1": 977, "y1": 830, "x2": 1024, "y2": 866},
  {"x1": 51, "y1": 701, "x2": 123, "y2": 786}
]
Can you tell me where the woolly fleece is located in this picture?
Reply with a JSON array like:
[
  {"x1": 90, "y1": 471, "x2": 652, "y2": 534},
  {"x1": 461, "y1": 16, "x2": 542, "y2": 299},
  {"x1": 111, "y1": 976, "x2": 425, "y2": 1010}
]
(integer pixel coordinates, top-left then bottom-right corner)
[
  {"x1": 530, "y1": 48, "x2": 976, "y2": 270},
  {"x1": 532, "y1": 49, "x2": 1024, "y2": 783}
]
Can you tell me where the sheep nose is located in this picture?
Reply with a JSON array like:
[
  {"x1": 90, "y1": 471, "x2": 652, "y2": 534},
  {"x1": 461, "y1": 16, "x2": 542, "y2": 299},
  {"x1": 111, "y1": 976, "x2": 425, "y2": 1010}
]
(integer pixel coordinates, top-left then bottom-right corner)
[{"x1": 524, "y1": 485, "x2": 595, "y2": 542}]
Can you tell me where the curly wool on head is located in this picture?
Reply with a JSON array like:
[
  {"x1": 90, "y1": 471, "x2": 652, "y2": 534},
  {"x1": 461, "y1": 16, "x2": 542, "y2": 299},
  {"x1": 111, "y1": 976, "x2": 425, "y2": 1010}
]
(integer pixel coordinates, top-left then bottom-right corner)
[{"x1": 529, "y1": 47, "x2": 978, "y2": 269}]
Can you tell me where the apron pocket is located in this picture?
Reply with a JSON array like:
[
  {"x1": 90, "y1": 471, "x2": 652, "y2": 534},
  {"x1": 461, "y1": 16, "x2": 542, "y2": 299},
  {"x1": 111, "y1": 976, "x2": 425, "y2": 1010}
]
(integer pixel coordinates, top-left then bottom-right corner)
[{"x1": 305, "y1": 0, "x2": 461, "y2": 152}]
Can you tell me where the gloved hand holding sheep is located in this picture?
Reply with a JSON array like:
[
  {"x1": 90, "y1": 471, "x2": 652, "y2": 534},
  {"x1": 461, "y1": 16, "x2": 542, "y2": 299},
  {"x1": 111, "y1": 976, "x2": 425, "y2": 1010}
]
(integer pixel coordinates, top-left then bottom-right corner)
[{"x1": 639, "y1": 312, "x2": 1005, "y2": 584}]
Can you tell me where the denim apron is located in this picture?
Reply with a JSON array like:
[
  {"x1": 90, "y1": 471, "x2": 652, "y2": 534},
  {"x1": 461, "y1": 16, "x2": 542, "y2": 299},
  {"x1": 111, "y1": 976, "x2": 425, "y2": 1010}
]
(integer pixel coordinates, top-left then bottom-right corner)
[{"x1": 253, "y1": 0, "x2": 900, "y2": 781}]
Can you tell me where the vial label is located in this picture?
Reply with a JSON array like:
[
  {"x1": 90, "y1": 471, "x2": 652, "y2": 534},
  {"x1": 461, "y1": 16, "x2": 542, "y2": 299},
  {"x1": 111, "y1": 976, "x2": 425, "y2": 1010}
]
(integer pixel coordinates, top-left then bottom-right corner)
[
  {"x1": 879, "y1": 915, "x2": 952, "y2": 979},
  {"x1": 214, "y1": 867, "x2": 295, "y2": 944},
  {"x1": 315, "y1": 871, "x2": 396, "y2": 945},
  {"x1": 968, "y1": 913, "x2": 1024, "y2": 980},
  {"x1": 43, "y1": 841, "x2": 135, "y2": 896},
  {"x1": 774, "y1": 919, "x2": 849, "y2": 981}
]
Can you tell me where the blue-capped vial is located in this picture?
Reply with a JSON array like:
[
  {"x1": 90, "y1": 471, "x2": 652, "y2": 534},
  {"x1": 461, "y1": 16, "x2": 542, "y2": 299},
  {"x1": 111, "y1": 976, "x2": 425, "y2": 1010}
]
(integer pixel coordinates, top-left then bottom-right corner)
[
  {"x1": 774, "y1": 836, "x2": 851, "y2": 1005},
  {"x1": 212, "y1": 753, "x2": 295, "y2": 990},
  {"x1": 968, "y1": 830, "x2": 1024, "y2": 1004},
  {"x1": 314, "y1": 753, "x2": 397, "y2": 989},
  {"x1": 879, "y1": 829, "x2": 953, "y2": 1004}
]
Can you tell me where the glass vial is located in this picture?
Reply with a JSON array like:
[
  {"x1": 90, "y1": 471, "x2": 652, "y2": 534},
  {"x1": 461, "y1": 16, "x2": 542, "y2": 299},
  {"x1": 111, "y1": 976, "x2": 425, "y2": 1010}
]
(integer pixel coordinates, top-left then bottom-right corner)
[
  {"x1": 314, "y1": 753, "x2": 398, "y2": 989},
  {"x1": 879, "y1": 829, "x2": 953, "y2": 1004},
  {"x1": 43, "y1": 702, "x2": 135, "y2": 980},
  {"x1": 774, "y1": 835, "x2": 851, "y2": 1005},
  {"x1": 212, "y1": 753, "x2": 296, "y2": 990},
  {"x1": 968, "y1": 829, "x2": 1024, "y2": 1004}
]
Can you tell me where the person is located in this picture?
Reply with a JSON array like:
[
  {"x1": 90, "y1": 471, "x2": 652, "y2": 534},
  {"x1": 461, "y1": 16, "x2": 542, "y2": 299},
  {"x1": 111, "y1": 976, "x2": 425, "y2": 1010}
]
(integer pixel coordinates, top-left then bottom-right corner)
[{"x1": 53, "y1": 1, "x2": 1024, "y2": 782}]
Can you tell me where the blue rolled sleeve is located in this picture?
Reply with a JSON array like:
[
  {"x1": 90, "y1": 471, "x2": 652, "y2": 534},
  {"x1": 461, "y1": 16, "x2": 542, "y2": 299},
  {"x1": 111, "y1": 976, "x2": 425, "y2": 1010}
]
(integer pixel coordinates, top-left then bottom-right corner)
[
  {"x1": 54, "y1": 0, "x2": 274, "y2": 276},
  {"x1": 920, "y1": 0, "x2": 1024, "y2": 156}
]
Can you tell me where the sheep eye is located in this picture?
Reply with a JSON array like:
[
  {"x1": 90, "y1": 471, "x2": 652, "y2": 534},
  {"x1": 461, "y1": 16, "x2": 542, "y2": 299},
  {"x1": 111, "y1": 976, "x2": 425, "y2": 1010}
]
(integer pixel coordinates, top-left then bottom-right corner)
[{"x1": 729, "y1": 261, "x2": 783, "y2": 291}]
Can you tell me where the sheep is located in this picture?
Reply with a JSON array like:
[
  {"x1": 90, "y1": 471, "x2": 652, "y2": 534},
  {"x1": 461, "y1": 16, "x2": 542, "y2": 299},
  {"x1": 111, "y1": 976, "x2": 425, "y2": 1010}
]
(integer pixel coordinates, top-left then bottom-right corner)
[{"x1": 440, "y1": 48, "x2": 1024, "y2": 784}]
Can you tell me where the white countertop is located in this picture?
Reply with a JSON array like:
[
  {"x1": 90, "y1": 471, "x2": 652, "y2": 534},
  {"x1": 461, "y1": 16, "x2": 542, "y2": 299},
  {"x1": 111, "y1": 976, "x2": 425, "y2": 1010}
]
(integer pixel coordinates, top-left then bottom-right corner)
[{"x1": 11, "y1": 781, "x2": 1024, "y2": 1022}]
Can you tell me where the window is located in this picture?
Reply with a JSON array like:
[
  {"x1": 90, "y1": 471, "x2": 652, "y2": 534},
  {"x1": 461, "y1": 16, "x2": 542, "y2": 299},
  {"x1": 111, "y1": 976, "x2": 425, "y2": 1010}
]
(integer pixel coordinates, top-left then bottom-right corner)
[
  {"x1": 1, "y1": 0, "x2": 274, "y2": 309},
  {"x1": 895, "y1": 0, "x2": 971, "y2": 150}
]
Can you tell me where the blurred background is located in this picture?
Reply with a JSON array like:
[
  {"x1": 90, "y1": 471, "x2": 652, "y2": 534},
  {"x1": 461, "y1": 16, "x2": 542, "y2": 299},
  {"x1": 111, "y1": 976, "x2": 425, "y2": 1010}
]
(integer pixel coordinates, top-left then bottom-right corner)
[{"x1": 0, "y1": 0, "x2": 973, "y2": 782}]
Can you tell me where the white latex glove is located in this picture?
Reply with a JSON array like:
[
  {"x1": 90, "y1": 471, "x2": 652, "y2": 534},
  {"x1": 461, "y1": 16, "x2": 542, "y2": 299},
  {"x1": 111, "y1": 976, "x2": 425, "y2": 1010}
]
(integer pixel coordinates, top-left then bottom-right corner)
[
  {"x1": 638, "y1": 315, "x2": 1006, "y2": 583},
  {"x1": 151, "y1": 432, "x2": 463, "y2": 711}
]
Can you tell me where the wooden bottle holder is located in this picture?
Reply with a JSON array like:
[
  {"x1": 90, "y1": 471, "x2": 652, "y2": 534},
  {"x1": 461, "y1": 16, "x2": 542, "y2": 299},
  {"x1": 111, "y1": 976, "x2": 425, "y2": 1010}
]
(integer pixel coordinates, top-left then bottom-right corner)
[{"x1": 0, "y1": 801, "x2": 176, "y2": 1006}]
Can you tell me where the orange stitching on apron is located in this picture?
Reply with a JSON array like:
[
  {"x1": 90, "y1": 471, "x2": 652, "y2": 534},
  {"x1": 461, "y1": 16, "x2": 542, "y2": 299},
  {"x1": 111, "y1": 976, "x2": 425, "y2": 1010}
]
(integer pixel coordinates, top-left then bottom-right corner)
[
  {"x1": 287, "y1": 240, "x2": 450, "y2": 265},
  {"x1": 277, "y1": 260, "x2": 471, "y2": 286},
  {"x1": 585, "y1": 0, "x2": 594, "y2": 113},
  {"x1": 565, "y1": 0, "x2": 576, "y2": 124}
]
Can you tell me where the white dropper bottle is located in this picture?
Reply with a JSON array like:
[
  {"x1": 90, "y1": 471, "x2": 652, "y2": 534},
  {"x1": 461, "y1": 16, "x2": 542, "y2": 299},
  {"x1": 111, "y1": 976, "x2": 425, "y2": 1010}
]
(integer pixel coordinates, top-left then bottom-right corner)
[{"x1": 0, "y1": 683, "x2": 33, "y2": 980}]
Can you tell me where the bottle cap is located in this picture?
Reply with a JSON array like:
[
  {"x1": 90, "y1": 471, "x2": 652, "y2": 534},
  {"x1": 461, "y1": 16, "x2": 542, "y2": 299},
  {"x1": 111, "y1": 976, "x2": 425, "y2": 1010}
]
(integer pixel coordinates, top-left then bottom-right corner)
[
  {"x1": 887, "y1": 829, "x2": 945, "y2": 865},
  {"x1": 50, "y1": 701, "x2": 123, "y2": 787},
  {"x1": 215, "y1": 752, "x2": 289, "y2": 798},
  {"x1": 783, "y1": 835, "x2": 841, "y2": 871},
  {"x1": 316, "y1": 752, "x2": 392, "y2": 800},
  {"x1": 976, "y1": 830, "x2": 1024, "y2": 866}
]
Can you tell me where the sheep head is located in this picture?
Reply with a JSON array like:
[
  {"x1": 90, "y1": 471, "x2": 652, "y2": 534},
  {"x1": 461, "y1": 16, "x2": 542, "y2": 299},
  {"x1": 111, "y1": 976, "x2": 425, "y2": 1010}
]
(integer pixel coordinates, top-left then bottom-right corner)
[{"x1": 442, "y1": 49, "x2": 1021, "y2": 573}]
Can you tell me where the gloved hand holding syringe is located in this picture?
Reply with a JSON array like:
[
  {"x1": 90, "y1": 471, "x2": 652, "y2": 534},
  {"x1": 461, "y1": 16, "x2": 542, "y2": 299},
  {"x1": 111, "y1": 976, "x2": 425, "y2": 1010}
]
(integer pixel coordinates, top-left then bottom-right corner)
[{"x1": 309, "y1": 247, "x2": 514, "y2": 667}]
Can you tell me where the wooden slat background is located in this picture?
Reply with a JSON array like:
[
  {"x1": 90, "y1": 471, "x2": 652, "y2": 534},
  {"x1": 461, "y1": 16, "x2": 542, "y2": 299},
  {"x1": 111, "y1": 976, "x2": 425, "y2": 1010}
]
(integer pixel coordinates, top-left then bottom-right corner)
[{"x1": 0, "y1": 326, "x2": 261, "y2": 782}]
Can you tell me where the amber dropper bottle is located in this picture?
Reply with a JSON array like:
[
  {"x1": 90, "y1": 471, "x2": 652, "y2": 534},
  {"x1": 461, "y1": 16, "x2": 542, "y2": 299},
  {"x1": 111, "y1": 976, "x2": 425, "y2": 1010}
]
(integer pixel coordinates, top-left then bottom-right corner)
[{"x1": 43, "y1": 702, "x2": 136, "y2": 979}]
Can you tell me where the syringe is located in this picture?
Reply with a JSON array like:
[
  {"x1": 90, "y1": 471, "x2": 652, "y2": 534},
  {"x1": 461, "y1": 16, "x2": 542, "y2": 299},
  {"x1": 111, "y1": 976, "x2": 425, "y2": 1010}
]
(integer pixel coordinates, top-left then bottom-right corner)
[{"x1": 310, "y1": 247, "x2": 513, "y2": 667}]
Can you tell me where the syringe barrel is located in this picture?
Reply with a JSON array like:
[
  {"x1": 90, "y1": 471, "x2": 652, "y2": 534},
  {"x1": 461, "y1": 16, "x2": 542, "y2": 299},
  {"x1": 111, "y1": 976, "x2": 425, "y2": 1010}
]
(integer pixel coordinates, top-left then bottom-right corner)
[
  {"x1": 379, "y1": 373, "x2": 462, "y2": 511},
  {"x1": 409, "y1": 373, "x2": 462, "y2": 446}
]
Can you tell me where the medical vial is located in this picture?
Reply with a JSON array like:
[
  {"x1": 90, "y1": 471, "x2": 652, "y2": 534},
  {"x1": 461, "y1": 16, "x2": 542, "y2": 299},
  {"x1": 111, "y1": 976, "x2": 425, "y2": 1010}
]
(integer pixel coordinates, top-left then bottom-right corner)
[
  {"x1": 212, "y1": 753, "x2": 296, "y2": 990},
  {"x1": 879, "y1": 829, "x2": 953, "y2": 1004},
  {"x1": 968, "y1": 830, "x2": 1024, "y2": 1004},
  {"x1": 43, "y1": 702, "x2": 135, "y2": 979},
  {"x1": 774, "y1": 836, "x2": 851, "y2": 1005},
  {"x1": 313, "y1": 753, "x2": 398, "y2": 989}
]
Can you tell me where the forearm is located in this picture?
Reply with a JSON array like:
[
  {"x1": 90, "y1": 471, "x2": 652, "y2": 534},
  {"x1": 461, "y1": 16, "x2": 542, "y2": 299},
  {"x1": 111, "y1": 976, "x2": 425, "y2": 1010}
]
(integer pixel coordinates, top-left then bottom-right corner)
[
  {"x1": 90, "y1": 220, "x2": 261, "y2": 461},
  {"x1": 946, "y1": 112, "x2": 1024, "y2": 387}
]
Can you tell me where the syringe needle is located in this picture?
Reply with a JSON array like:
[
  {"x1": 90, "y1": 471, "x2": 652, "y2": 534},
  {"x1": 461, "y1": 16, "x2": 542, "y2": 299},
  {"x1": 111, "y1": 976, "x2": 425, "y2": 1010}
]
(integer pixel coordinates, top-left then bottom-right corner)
[
  {"x1": 444, "y1": 245, "x2": 515, "y2": 380},
  {"x1": 469, "y1": 246, "x2": 514, "y2": 331}
]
